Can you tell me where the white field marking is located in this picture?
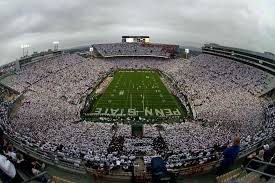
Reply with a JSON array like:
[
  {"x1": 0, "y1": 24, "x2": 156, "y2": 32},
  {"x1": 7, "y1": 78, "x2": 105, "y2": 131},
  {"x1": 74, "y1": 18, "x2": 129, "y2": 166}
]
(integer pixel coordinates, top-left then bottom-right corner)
[
  {"x1": 142, "y1": 93, "x2": 145, "y2": 112},
  {"x1": 130, "y1": 94, "x2": 132, "y2": 109},
  {"x1": 125, "y1": 80, "x2": 131, "y2": 110},
  {"x1": 91, "y1": 107, "x2": 182, "y2": 117},
  {"x1": 119, "y1": 90, "x2": 124, "y2": 96}
]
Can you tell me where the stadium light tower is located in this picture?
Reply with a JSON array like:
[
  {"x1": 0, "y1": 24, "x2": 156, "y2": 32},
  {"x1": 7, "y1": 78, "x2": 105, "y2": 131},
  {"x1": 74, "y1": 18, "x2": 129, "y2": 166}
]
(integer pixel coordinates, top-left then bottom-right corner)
[
  {"x1": 185, "y1": 48, "x2": 189, "y2": 59},
  {"x1": 21, "y1": 44, "x2": 30, "y2": 57},
  {"x1": 21, "y1": 44, "x2": 25, "y2": 57},
  {"x1": 26, "y1": 44, "x2": 30, "y2": 56},
  {"x1": 53, "y1": 41, "x2": 59, "y2": 51}
]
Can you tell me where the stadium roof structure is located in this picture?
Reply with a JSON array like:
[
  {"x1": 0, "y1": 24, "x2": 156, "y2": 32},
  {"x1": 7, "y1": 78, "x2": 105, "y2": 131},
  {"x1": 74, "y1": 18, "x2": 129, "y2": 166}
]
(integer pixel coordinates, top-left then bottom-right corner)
[
  {"x1": 202, "y1": 43, "x2": 275, "y2": 75},
  {"x1": 205, "y1": 43, "x2": 275, "y2": 63}
]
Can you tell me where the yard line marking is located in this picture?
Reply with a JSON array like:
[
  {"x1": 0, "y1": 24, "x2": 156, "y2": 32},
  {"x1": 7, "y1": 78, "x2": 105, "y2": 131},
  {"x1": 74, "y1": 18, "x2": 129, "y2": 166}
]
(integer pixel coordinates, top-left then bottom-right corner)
[
  {"x1": 130, "y1": 93, "x2": 132, "y2": 109},
  {"x1": 142, "y1": 93, "x2": 145, "y2": 112}
]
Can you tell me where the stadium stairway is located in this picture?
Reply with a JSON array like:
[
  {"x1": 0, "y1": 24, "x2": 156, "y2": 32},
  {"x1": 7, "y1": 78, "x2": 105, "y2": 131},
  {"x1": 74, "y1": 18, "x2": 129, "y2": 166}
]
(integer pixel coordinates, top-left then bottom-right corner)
[
  {"x1": 216, "y1": 168, "x2": 243, "y2": 183},
  {"x1": 216, "y1": 169, "x2": 272, "y2": 183}
]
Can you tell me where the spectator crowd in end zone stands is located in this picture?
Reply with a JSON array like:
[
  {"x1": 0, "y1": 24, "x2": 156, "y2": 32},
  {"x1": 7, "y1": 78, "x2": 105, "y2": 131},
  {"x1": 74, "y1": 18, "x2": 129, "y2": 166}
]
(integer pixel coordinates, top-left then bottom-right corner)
[
  {"x1": 93, "y1": 43, "x2": 178, "y2": 58},
  {"x1": 0, "y1": 52, "x2": 274, "y2": 171}
]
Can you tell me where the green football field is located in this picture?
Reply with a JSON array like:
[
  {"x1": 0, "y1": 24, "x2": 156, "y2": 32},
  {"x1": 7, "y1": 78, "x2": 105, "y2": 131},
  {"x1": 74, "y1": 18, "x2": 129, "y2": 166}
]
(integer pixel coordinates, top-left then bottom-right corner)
[{"x1": 89, "y1": 70, "x2": 186, "y2": 118}]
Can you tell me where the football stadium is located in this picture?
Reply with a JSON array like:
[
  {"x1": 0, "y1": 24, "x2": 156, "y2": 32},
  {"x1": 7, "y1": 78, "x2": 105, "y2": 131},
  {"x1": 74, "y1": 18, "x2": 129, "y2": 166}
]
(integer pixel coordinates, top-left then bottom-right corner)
[
  {"x1": 0, "y1": 3, "x2": 275, "y2": 182},
  {"x1": 0, "y1": 36, "x2": 274, "y2": 182}
]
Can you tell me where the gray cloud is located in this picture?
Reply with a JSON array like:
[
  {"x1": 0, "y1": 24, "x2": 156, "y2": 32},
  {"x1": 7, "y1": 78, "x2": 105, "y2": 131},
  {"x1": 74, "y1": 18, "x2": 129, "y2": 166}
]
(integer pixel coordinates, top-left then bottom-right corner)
[{"x1": 0, "y1": 0, "x2": 274, "y2": 65}]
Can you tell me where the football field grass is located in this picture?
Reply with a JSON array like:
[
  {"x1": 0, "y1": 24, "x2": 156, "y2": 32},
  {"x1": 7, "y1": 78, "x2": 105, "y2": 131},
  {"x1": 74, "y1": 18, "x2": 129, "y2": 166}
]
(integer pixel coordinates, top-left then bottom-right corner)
[{"x1": 89, "y1": 70, "x2": 186, "y2": 118}]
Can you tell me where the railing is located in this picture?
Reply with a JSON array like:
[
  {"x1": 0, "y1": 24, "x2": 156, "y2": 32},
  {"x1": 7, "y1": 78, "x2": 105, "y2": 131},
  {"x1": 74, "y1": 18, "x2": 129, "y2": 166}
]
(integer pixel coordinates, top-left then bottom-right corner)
[
  {"x1": 22, "y1": 171, "x2": 47, "y2": 183},
  {"x1": 52, "y1": 176, "x2": 76, "y2": 183},
  {"x1": 245, "y1": 159, "x2": 275, "y2": 178},
  {"x1": 5, "y1": 134, "x2": 86, "y2": 174},
  {"x1": 177, "y1": 161, "x2": 217, "y2": 176}
]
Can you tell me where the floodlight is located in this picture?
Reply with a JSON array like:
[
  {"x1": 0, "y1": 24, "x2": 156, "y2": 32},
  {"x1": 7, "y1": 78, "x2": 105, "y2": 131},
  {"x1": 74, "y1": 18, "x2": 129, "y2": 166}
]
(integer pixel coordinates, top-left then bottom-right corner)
[{"x1": 21, "y1": 44, "x2": 30, "y2": 48}]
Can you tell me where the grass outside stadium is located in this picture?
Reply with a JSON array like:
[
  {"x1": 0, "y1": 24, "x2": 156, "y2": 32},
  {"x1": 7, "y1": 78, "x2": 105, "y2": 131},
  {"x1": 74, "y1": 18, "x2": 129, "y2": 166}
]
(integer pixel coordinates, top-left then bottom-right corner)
[{"x1": 81, "y1": 70, "x2": 192, "y2": 123}]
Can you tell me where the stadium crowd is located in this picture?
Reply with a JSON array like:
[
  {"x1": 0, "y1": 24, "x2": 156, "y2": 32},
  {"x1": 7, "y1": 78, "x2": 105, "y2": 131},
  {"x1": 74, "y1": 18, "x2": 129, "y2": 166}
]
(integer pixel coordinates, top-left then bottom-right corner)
[
  {"x1": 93, "y1": 43, "x2": 177, "y2": 58},
  {"x1": 0, "y1": 52, "x2": 274, "y2": 172}
]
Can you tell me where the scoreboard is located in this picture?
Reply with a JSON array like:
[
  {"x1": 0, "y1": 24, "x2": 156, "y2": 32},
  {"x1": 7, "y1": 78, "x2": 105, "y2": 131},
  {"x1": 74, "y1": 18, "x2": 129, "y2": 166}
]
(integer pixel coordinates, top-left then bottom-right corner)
[{"x1": 122, "y1": 36, "x2": 150, "y2": 43}]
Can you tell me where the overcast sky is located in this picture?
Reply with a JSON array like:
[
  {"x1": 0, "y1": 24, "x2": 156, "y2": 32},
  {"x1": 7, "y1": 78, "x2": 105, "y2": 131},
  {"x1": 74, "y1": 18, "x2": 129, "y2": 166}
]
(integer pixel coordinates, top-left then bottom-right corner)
[{"x1": 0, "y1": 0, "x2": 274, "y2": 65}]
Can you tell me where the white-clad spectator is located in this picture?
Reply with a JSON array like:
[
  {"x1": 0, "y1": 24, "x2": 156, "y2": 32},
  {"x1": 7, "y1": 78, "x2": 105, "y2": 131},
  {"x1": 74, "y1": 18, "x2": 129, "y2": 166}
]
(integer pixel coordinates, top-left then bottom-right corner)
[{"x1": 0, "y1": 154, "x2": 16, "y2": 178}]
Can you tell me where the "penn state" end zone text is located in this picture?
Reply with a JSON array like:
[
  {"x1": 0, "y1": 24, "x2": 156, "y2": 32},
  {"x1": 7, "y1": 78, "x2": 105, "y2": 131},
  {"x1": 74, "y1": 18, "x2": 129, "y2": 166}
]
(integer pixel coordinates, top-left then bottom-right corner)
[{"x1": 88, "y1": 107, "x2": 181, "y2": 117}]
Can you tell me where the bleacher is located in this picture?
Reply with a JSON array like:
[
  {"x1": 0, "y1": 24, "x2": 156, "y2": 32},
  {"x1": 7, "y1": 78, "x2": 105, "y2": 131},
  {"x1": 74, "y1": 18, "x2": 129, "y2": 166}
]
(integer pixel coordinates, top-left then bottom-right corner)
[{"x1": 92, "y1": 43, "x2": 178, "y2": 58}]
